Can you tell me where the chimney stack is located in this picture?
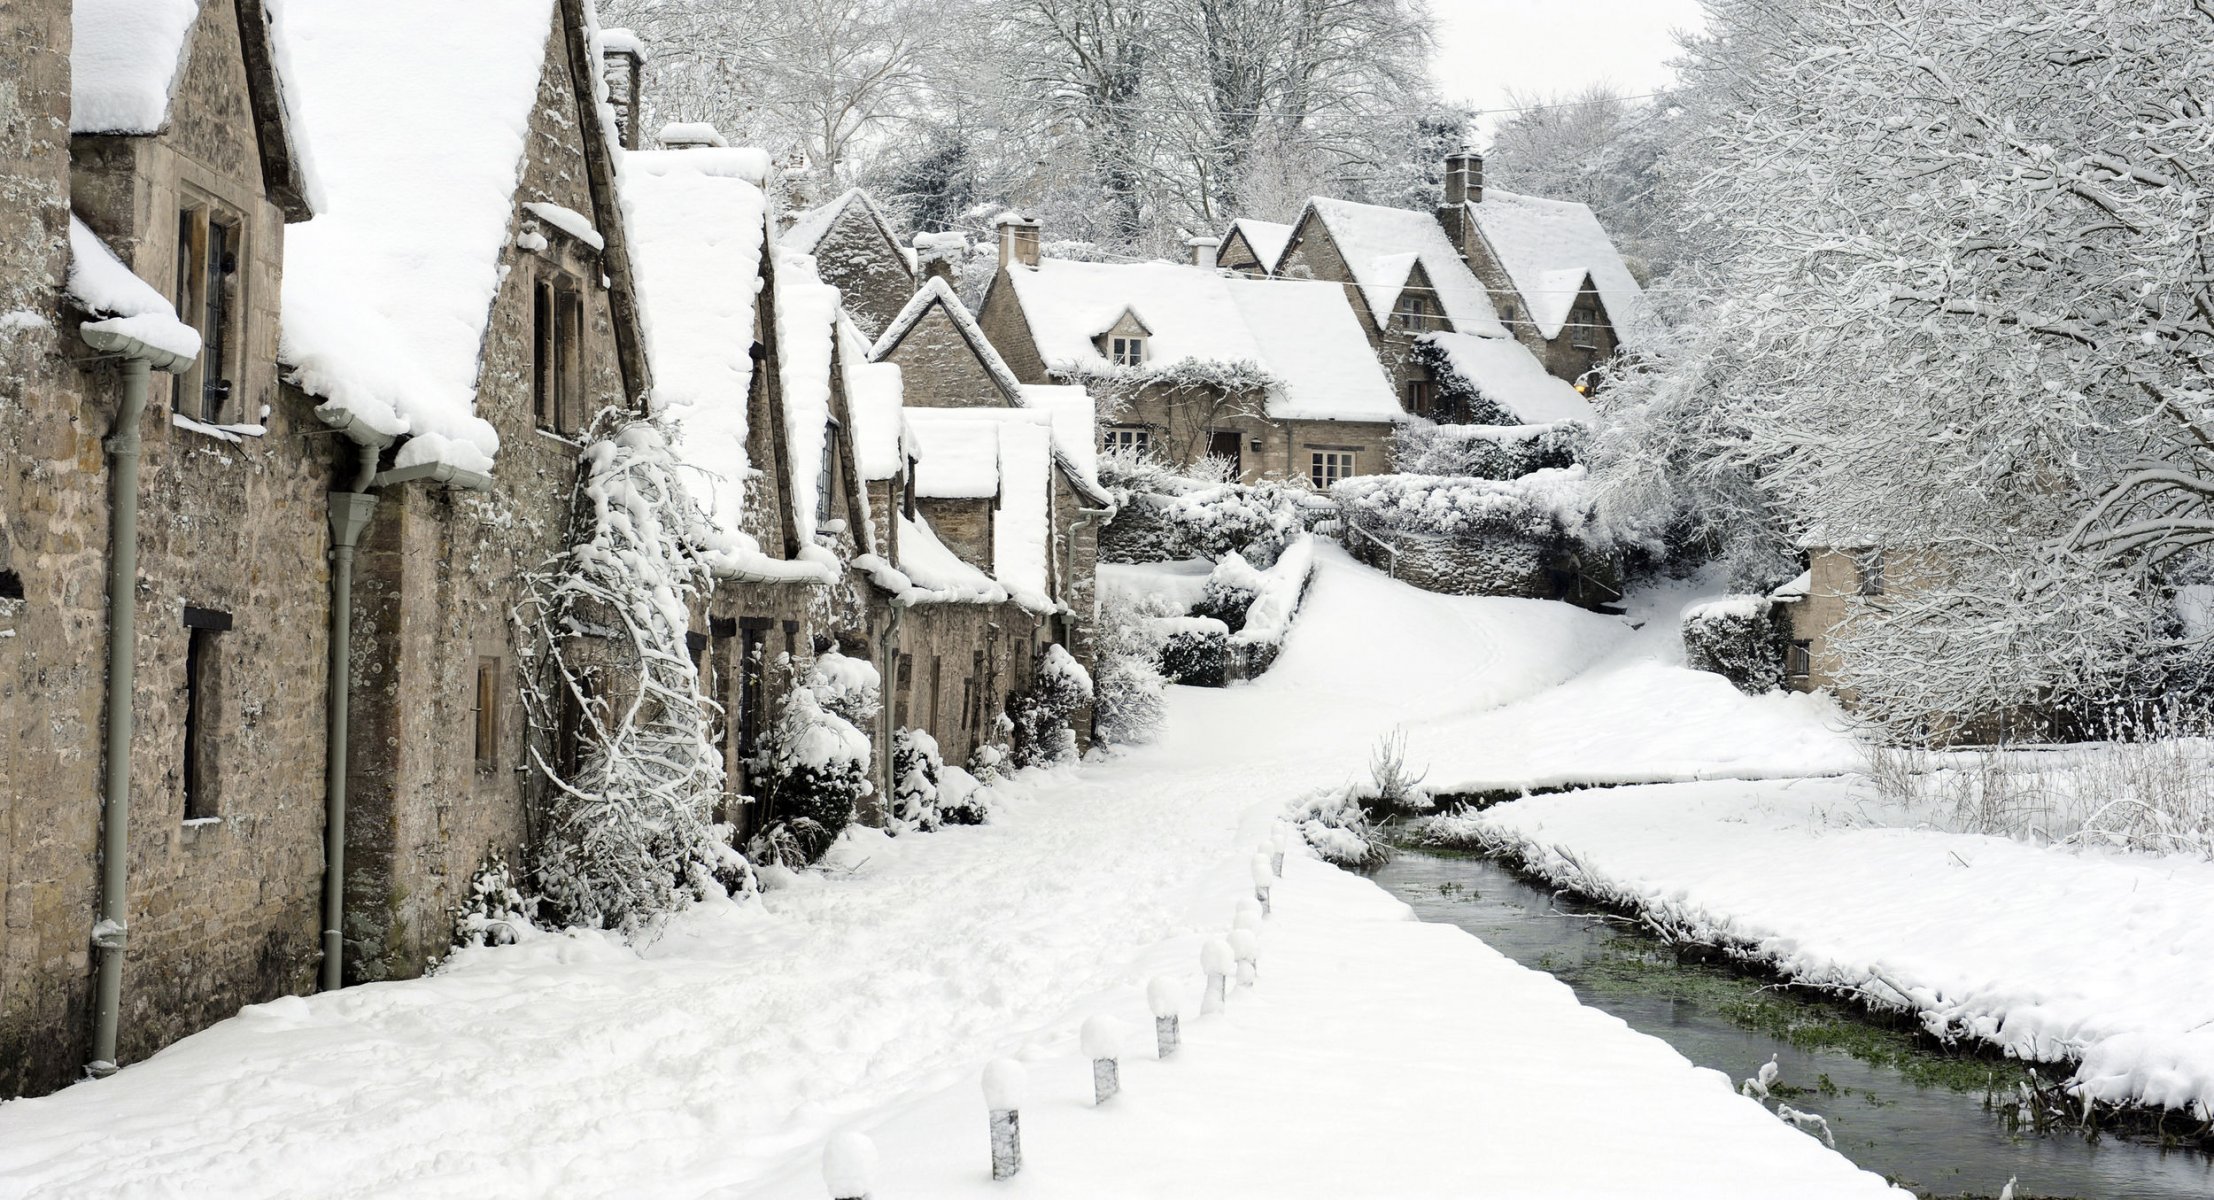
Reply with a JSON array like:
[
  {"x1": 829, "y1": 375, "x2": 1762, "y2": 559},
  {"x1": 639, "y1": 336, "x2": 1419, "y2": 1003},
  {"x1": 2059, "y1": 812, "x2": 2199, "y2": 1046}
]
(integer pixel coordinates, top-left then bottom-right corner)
[
  {"x1": 996, "y1": 214, "x2": 1041, "y2": 271},
  {"x1": 914, "y1": 231, "x2": 966, "y2": 286},
  {"x1": 1187, "y1": 236, "x2": 1220, "y2": 270},
  {"x1": 599, "y1": 29, "x2": 647, "y2": 151},
  {"x1": 1442, "y1": 150, "x2": 1484, "y2": 208},
  {"x1": 655, "y1": 122, "x2": 729, "y2": 151}
]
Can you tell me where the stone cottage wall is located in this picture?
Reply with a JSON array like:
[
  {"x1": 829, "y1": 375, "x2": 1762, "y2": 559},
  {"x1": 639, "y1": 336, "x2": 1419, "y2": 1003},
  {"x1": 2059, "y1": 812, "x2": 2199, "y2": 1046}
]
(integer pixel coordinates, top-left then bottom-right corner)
[
  {"x1": 808, "y1": 206, "x2": 912, "y2": 342},
  {"x1": 881, "y1": 302, "x2": 1006, "y2": 408}
]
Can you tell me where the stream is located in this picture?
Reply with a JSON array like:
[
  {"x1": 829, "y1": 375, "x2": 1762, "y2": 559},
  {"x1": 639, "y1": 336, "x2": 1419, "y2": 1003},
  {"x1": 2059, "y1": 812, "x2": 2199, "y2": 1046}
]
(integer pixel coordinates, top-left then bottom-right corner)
[{"x1": 1374, "y1": 848, "x2": 2214, "y2": 1200}]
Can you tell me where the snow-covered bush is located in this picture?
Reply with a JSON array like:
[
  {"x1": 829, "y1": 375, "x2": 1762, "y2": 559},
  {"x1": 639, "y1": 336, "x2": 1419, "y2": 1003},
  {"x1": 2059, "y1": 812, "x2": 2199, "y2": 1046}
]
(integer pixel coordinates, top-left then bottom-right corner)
[
  {"x1": 1287, "y1": 787, "x2": 1392, "y2": 872},
  {"x1": 517, "y1": 417, "x2": 749, "y2": 936},
  {"x1": 1156, "y1": 617, "x2": 1229, "y2": 687},
  {"x1": 1010, "y1": 644, "x2": 1094, "y2": 768},
  {"x1": 451, "y1": 852, "x2": 532, "y2": 949},
  {"x1": 1210, "y1": 535, "x2": 1316, "y2": 675},
  {"x1": 1681, "y1": 597, "x2": 1786, "y2": 695},
  {"x1": 1393, "y1": 420, "x2": 1589, "y2": 481},
  {"x1": 1092, "y1": 592, "x2": 1168, "y2": 746},
  {"x1": 1097, "y1": 450, "x2": 1324, "y2": 567},
  {"x1": 1334, "y1": 469, "x2": 1595, "y2": 545},
  {"x1": 967, "y1": 734, "x2": 1010, "y2": 785},
  {"x1": 1353, "y1": 729, "x2": 1433, "y2": 816},
  {"x1": 1190, "y1": 575, "x2": 1254, "y2": 635},
  {"x1": 891, "y1": 727, "x2": 943, "y2": 832},
  {"x1": 750, "y1": 653, "x2": 878, "y2": 868},
  {"x1": 936, "y1": 763, "x2": 992, "y2": 825}
]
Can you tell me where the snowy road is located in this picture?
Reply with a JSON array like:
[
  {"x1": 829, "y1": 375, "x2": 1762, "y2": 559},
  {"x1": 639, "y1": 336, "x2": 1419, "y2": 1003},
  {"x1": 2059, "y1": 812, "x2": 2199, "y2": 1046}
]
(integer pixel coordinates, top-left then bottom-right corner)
[{"x1": 0, "y1": 548, "x2": 1895, "y2": 1197}]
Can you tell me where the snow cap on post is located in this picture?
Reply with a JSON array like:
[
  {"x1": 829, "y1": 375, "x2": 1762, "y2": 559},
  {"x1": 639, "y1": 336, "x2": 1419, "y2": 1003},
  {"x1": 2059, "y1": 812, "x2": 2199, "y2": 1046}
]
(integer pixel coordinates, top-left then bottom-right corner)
[
  {"x1": 822, "y1": 1133, "x2": 877, "y2": 1200},
  {"x1": 982, "y1": 1058, "x2": 1027, "y2": 1111},
  {"x1": 1201, "y1": 936, "x2": 1236, "y2": 978},
  {"x1": 1250, "y1": 854, "x2": 1274, "y2": 887},
  {"x1": 1234, "y1": 898, "x2": 1263, "y2": 932},
  {"x1": 1146, "y1": 975, "x2": 1181, "y2": 1019},
  {"x1": 1081, "y1": 1014, "x2": 1124, "y2": 1062}
]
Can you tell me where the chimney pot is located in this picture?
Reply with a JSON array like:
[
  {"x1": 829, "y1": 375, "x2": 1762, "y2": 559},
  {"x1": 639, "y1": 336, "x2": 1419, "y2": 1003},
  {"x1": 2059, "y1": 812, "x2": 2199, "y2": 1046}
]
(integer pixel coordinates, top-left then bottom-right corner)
[
  {"x1": 1187, "y1": 236, "x2": 1221, "y2": 270},
  {"x1": 996, "y1": 214, "x2": 1041, "y2": 270},
  {"x1": 1442, "y1": 150, "x2": 1485, "y2": 208}
]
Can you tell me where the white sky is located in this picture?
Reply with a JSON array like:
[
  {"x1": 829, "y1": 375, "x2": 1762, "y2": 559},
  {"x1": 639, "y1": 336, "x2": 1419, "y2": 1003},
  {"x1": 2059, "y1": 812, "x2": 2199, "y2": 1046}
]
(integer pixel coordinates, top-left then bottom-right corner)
[{"x1": 1429, "y1": 0, "x2": 1708, "y2": 135}]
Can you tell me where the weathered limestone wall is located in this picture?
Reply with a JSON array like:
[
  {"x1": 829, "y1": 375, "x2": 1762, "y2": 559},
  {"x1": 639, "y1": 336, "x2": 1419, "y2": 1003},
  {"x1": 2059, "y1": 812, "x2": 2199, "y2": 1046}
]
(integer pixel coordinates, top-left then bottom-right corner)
[
  {"x1": 880, "y1": 302, "x2": 1005, "y2": 408},
  {"x1": 1783, "y1": 549, "x2": 1866, "y2": 696},
  {"x1": 917, "y1": 499, "x2": 994, "y2": 569},
  {"x1": 889, "y1": 602, "x2": 1045, "y2": 768},
  {"x1": 808, "y1": 206, "x2": 912, "y2": 342},
  {"x1": 3, "y1": 0, "x2": 339, "y2": 1095},
  {"x1": 974, "y1": 276, "x2": 1049, "y2": 384},
  {"x1": 0, "y1": 0, "x2": 93, "y2": 1100}
]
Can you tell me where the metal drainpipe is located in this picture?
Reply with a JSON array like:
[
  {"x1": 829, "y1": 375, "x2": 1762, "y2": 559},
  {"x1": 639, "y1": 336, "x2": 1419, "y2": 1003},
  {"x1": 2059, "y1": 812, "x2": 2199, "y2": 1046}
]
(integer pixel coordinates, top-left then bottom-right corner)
[
  {"x1": 876, "y1": 601, "x2": 904, "y2": 818},
  {"x1": 321, "y1": 439, "x2": 382, "y2": 991},
  {"x1": 78, "y1": 323, "x2": 192, "y2": 1079},
  {"x1": 88, "y1": 355, "x2": 148, "y2": 1077}
]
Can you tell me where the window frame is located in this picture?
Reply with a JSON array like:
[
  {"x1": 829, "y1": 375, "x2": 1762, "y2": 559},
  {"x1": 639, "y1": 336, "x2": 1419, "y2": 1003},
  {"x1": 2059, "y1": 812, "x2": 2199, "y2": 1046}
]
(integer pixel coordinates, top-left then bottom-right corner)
[
  {"x1": 1109, "y1": 335, "x2": 1146, "y2": 367},
  {"x1": 1309, "y1": 449, "x2": 1358, "y2": 489},
  {"x1": 180, "y1": 606, "x2": 231, "y2": 822},
  {"x1": 1787, "y1": 639, "x2": 1813, "y2": 681},
  {"x1": 1856, "y1": 549, "x2": 1887, "y2": 596},
  {"x1": 1103, "y1": 425, "x2": 1151, "y2": 456},
  {"x1": 173, "y1": 200, "x2": 246, "y2": 424},
  {"x1": 1394, "y1": 293, "x2": 1431, "y2": 332},
  {"x1": 533, "y1": 273, "x2": 587, "y2": 435},
  {"x1": 472, "y1": 656, "x2": 502, "y2": 775},
  {"x1": 1405, "y1": 377, "x2": 1435, "y2": 417}
]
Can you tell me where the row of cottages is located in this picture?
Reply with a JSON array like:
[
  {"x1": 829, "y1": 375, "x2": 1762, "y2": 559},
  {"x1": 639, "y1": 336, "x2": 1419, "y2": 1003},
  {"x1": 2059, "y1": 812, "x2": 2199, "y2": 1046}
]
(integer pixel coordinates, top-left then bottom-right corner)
[
  {"x1": 0, "y1": 0, "x2": 1099, "y2": 1099},
  {"x1": 966, "y1": 152, "x2": 1658, "y2": 487}
]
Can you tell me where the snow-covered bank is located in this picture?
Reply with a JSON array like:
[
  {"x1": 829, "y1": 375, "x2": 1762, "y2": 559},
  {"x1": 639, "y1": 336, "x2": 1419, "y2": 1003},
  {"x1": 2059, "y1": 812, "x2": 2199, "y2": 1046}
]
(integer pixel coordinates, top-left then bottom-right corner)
[{"x1": 1436, "y1": 779, "x2": 2214, "y2": 1122}]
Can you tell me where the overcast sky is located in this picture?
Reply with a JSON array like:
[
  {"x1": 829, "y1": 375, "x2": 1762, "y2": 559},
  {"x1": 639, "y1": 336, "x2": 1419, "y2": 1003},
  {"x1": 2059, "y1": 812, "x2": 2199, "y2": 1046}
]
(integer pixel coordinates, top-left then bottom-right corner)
[{"x1": 1430, "y1": 0, "x2": 1708, "y2": 134}]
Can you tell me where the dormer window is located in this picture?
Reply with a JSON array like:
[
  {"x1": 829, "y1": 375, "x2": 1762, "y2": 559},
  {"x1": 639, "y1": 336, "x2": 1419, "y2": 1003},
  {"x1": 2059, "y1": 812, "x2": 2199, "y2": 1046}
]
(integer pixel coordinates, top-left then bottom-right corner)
[
  {"x1": 174, "y1": 201, "x2": 244, "y2": 423},
  {"x1": 1394, "y1": 293, "x2": 1432, "y2": 332},
  {"x1": 1110, "y1": 335, "x2": 1146, "y2": 367}
]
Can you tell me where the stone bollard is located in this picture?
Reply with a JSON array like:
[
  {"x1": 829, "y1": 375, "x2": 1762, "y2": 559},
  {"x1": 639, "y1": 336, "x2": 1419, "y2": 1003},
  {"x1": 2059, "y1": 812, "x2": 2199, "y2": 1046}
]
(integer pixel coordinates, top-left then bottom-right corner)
[
  {"x1": 1251, "y1": 854, "x2": 1274, "y2": 916},
  {"x1": 1201, "y1": 937, "x2": 1236, "y2": 1014},
  {"x1": 1082, "y1": 1015, "x2": 1123, "y2": 1105},
  {"x1": 823, "y1": 1132, "x2": 878, "y2": 1200},
  {"x1": 983, "y1": 1058, "x2": 1026, "y2": 1181},
  {"x1": 1270, "y1": 829, "x2": 1288, "y2": 877},
  {"x1": 1234, "y1": 898, "x2": 1264, "y2": 933},
  {"x1": 1148, "y1": 976, "x2": 1181, "y2": 1059},
  {"x1": 1229, "y1": 928, "x2": 1259, "y2": 988}
]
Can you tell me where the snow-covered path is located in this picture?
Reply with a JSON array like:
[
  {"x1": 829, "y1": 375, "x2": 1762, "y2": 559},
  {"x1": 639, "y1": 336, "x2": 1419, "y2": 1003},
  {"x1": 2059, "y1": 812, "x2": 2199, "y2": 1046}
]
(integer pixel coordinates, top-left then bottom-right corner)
[{"x1": 0, "y1": 549, "x2": 1893, "y2": 1197}]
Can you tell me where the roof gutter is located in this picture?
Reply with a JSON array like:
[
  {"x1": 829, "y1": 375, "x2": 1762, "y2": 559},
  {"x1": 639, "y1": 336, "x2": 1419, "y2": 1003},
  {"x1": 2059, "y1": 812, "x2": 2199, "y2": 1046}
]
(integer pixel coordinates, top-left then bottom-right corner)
[{"x1": 81, "y1": 325, "x2": 192, "y2": 1078}]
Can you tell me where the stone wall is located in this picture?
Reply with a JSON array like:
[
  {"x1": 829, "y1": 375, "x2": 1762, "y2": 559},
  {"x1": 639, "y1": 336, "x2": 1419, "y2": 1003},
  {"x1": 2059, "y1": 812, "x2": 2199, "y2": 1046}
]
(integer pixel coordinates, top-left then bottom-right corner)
[
  {"x1": 808, "y1": 206, "x2": 912, "y2": 342},
  {"x1": 888, "y1": 601, "x2": 1045, "y2": 769},
  {"x1": 880, "y1": 301, "x2": 1006, "y2": 408},
  {"x1": 917, "y1": 498, "x2": 994, "y2": 569},
  {"x1": 1782, "y1": 548, "x2": 1868, "y2": 696},
  {"x1": 974, "y1": 275, "x2": 1050, "y2": 384}
]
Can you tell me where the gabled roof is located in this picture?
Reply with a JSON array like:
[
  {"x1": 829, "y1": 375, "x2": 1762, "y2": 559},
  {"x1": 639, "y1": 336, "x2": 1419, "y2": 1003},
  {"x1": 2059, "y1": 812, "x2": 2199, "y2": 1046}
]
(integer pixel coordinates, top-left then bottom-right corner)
[
  {"x1": 1098, "y1": 306, "x2": 1153, "y2": 338},
  {"x1": 1000, "y1": 257, "x2": 1404, "y2": 424},
  {"x1": 784, "y1": 187, "x2": 916, "y2": 274},
  {"x1": 839, "y1": 314, "x2": 907, "y2": 481},
  {"x1": 903, "y1": 407, "x2": 1059, "y2": 611},
  {"x1": 1226, "y1": 218, "x2": 1294, "y2": 272},
  {"x1": 1465, "y1": 189, "x2": 1660, "y2": 347},
  {"x1": 874, "y1": 278, "x2": 1112, "y2": 504},
  {"x1": 73, "y1": 0, "x2": 315, "y2": 219},
  {"x1": 622, "y1": 146, "x2": 773, "y2": 545},
  {"x1": 1297, "y1": 196, "x2": 1506, "y2": 338},
  {"x1": 1420, "y1": 331, "x2": 1595, "y2": 425},
  {"x1": 276, "y1": 0, "x2": 646, "y2": 476}
]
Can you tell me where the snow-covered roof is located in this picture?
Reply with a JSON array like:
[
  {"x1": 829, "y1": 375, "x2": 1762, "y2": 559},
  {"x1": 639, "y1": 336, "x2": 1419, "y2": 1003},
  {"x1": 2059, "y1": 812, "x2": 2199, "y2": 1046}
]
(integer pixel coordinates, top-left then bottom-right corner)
[
  {"x1": 783, "y1": 188, "x2": 915, "y2": 273},
  {"x1": 874, "y1": 279, "x2": 1115, "y2": 502},
  {"x1": 903, "y1": 407, "x2": 1059, "y2": 610},
  {"x1": 1003, "y1": 258, "x2": 1404, "y2": 424},
  {"x1": 893, "y1": 514, "x2": 1007, "y2": 605},
  {"x1": 840, "y1": 315, "x2": 907, "y2": 482},
  {"x1": 1465, "y1": 189, "x2": 1660, "y2": 347},
  {"x1": 1421, "y1": 331, "x2": 1595, "y2": 425},
  {"x1": 274, "y1": 0, "x2": 563, "y2": 473},
  {"x1": 1228, "y1": 219, "x2": 1294, "y2": 272},
  {"x1": 621, "y1": 146, "x2": 773, "y2": 546},
  {"x1": 1017, "y1": 384, "x2": 1098, "y2": 491},
  {"x1": 1300, "y1": 197, "x2": 1506, "y2": 338},
  {"x1": 776, "y1": 251, "x2": 843, "y2": 545},
  {"x1": 1770, "y1": 571, "x2": 1813, "y2": 602},
  {"x1": 66, "y1": 216, "x2": 202, "y2": 362},
  {"x1": 70, "y1": 0, "x2": 200, "y2": 135}
]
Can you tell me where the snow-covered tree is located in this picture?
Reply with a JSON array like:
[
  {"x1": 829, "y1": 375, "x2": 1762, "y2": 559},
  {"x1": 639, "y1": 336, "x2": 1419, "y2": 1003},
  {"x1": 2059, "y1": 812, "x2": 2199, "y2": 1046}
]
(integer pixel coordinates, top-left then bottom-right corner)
[
  {"x1": 1614, "y1": 0, "x2": 2214, "y2": 727},
  {"x1": 750, "y1": 650, "x2": 879, "y2": 867},
  {"x1": 517, "y1": 418, "x2": 749, "y2": 935},
  {"x1": 1010, "y1": 644, "x2": 1094, "y2": 767}
]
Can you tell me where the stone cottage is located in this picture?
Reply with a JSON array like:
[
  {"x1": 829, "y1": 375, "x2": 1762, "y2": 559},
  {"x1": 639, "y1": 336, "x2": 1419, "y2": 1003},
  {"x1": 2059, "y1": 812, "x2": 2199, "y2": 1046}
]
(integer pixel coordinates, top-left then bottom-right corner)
[
  {"x1": 1, "y1": 0, "x2": 330, "y2": 1098},
  {"x1": 976, "y1": 217, "x2": 1406, "y2": 490},
  {"x1": 782, "y1": 188, "x2": 918, "y2": 343},
  {"x1": 869, "y1": 277, "x2": 1110, "y2": 731},
  {"x1": 1216, "y1": 219, "x2": 1292, "y2": 278}
]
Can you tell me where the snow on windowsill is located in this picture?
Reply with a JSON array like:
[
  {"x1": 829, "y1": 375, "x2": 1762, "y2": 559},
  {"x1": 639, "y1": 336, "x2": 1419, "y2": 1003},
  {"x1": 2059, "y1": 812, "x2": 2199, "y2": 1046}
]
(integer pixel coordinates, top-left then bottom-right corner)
[
  {"x1": 522, "y1": 202, "x2": 604, "y2": 252},
  {"x1": 172, "y1": 413, "x2": 267, "y2": 443}
]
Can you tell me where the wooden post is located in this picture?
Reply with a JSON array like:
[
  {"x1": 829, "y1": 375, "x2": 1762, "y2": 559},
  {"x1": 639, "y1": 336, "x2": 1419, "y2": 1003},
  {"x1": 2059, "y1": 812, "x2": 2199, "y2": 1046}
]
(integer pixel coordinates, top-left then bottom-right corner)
[{"x1": 1148, "y1": 976, "x2": 1181, "y2": 1058}]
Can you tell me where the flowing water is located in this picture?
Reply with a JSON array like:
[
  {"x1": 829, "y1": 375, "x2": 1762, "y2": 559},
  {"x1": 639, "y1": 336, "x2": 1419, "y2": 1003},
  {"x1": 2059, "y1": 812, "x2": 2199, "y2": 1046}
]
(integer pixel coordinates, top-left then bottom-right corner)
[{"x1": 1375, "y1": 848, "x2": 2214, "y2": 1200}]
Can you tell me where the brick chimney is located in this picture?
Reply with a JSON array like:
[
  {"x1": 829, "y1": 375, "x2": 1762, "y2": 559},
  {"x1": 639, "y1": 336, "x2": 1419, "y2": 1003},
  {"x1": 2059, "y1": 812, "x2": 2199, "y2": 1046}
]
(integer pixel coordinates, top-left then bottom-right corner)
[
  {"x1": 599, "y1": 28, "x2": 647, "y2": 151},
  {"x1": 1187, "y1": 236, "x2": 1220, "y2": 270},
  {"x1": 996, "y1": 214, "x2": 1040, "y2": 270}
]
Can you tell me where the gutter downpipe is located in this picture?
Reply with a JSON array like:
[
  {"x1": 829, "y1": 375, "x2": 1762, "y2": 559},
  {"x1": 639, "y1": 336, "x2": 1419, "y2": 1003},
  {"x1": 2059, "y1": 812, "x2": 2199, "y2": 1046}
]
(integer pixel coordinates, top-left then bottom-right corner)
[
  {"x1": 320, "y1": 421, "x2": 385, "y2": 992},
  {"x1": 314, "y1": 418, "x2": 491, "y2": 992},
  {"x1": 80, "y1": 327, "x2": 193, "y2": 1078}
]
